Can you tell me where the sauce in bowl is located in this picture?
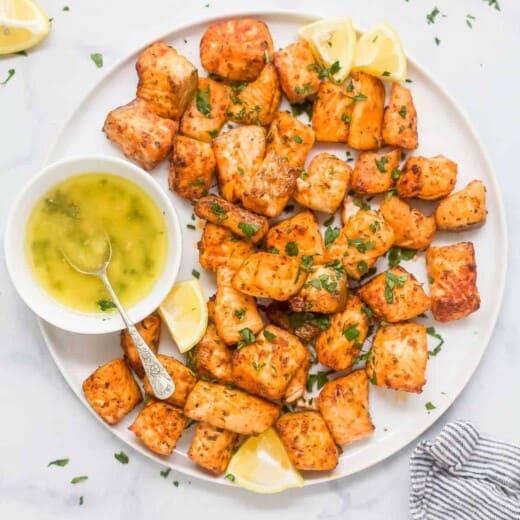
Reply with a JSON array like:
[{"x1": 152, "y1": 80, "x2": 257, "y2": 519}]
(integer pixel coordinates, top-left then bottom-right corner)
[{"x1": 26, "y1": 173, "x2": 168, "y2": 313}]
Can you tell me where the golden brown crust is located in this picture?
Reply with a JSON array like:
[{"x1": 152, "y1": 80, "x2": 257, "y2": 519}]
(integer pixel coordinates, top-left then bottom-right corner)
[
  {"x1": 103, "y1": 98, "x2": 177, "y2": 171},
  {"x1": 143, "y1": 354, "x2": 196, "y2": 408},
  {"x1": 168, "y1": 135, "x2": 215, "y2": 200},
  {"x1": 188, "y1": 422, "x2": 239, "y2": 475},
  {"x1": 136, "y1": 42, "x2": 198, "y2": 119},
  {"x1": 129, "y1": 401, "x2": 185, "y2": 455},
  {"x1": 184, "y1": 381, "x2": 281, "y2": 435},
  {"x1": 294, "y1": 153, "x2": 352, "y2": 214},
  {"x1": 426, "y1": 242, "x2": 480, "y2": 322},
  {"x1": 82, "y1": 358, "x2": 142, "y2": 425},
  {"x1": 357, "y1": 266, "x2": 430, "y2": 322},
  {"x1": 316, "y1": 294, "x2": 369, "y2": 371},
  {"x1": 120, "y1": 313, "x2": 161, "y2": 378},
  {"x1": 200, "y1": 19, "x2": 274, "y2": 81},
  {"x1": 347, "y1": 72, "x2": 385, "y2": 150},
  {"x1": 434, "y1": 180, "x2": 487, "y2": 231},
  {"x1": 192, "y1": 323, "x2": 233, "y2": 383},
  {"x1": 366, "y1": 323, "x2": 428, "y2": 393},
  {"x1": 283, "y1": 351, "x2": 311, "y2": 403},
  {"x1": 274, "y1": 40, "x2": 321, "y2": 104},
  {"x1": 194, "y1": 195, "x2": 269, "y2": 243},
  {"x1": 397, "y1": 155, "x2": 457, "y2": 200},
  {"x1": 351, "y1": 149, "x2": 401, "y2": 196},
  {"x1": 317, "y1": 370, "x2": 374, "y2": 445},
  {"x1": 380, "y1": 195, "x2": 436, "y2": 250},
  {"x1": 275, "y1": 411, "x2": 340, "y2": 471},
  {"x1": 382, "y1": 83, "x2": 418, "y2": 150}
]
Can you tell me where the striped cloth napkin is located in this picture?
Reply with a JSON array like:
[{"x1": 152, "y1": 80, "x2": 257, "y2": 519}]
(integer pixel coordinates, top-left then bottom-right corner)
[{"x1": 410, "y1": 421, "x2": 520, "y2": 519}]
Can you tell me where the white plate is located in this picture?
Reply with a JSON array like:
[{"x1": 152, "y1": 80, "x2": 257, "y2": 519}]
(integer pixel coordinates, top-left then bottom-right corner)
[{"x1": 41, "y1": 10, "x2": 507, "y2": 487}]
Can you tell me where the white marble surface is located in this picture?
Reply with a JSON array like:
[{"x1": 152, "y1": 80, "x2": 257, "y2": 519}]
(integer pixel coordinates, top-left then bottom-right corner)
[{"x1": 1, "y1": 0, "x2": 519, "y2": 518}]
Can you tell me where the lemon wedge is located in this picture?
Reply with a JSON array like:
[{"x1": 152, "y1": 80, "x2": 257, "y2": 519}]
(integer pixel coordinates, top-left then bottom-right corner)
[
  {"x1": 0, "y1": 0, "x2": 51, "y2": 55},
  {"x1": 225, "y1": 428, "x2": 304, "y2": 493},
  {"x1": 158, "y1": 279, "x2": 207, "y2": 353},
  {"x1": 352, "y1": 22, "x2": 407, "y2": 81},
  {"x1": 297, "y1": 17, "x2": 356, "y2": 82}
]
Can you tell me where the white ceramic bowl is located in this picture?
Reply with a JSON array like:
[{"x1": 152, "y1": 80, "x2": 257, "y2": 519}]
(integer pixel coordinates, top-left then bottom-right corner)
[{"x1": 4, "y1": 155, "x2": 182, "y2": 334}]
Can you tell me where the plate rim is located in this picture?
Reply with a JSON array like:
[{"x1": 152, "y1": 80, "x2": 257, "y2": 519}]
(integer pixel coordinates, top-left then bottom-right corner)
[{"x1": 40, "y1": 7, "x2": 508, "y2": 489}]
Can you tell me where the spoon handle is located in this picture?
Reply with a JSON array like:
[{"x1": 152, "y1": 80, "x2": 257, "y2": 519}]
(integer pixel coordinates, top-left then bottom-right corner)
[{"x1": 99, "y1": 273, "x2": 175, "y2": 400}]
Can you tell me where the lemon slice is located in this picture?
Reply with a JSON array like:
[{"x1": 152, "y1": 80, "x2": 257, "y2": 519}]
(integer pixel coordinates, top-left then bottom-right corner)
[
  {"x1": 158, "y1": 279, "x2": 207, "y2": 353},
  {"x1": 0, "y1": 0, "x2": 51, "y2": 55},
  {"x1": 352, "y1": 22, "x2": 407, "y2": 81},
  {"x1": 226, "y1": 428, "x2": 304, "y2": 493},
  {"x1": 298, "y1": 17, "x2": 356, "y2": 82}
]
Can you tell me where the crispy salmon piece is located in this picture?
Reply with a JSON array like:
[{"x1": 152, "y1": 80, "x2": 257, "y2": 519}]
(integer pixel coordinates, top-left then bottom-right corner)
[
  {"x1": 351, "y1": 149, "x2": 401, "y2": 195},
  {"x1": 382, "y1": 83, "x2": 418, "y2": 149}
]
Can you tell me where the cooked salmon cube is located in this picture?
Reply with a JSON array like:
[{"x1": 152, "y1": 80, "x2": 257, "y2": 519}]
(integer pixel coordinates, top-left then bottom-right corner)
[
  {"x1": 143, "y1": 354, "x2": 196, "y2": 407},
  {"x1": 426, "y1": 242, "x2": 480, "y2": 322},
  {"x1": 351, "y1": 149, "x2": 401, "y2": 195},
  {"x1": 232, "y1": 325, "x2": 309, "y2": 400},
  {"x1": 241, "y1": 150, "x2": 298, "y2": 218},
  {"x1": 266, "y1": 111, "x2": 315, "y2": 169},
  {"x1": 397, "y1": 155, "x2": 457, "y2": 200},
  {"x1": 82, "y1": 358, "x2": 142, "y2": 425},
  {"x1": 198, "y1": 223, "x2": 255, "y2": 272},
  {"x1": 192, "y1": 323, "x2": 233, "y2": 383},
  {"x1": 325, "y1": 208, "x2": 395, "y2": 280},
  {"x1": 434, "y1": 180, "x2": 487, "y2": 231},
  {"x1": 179, "y1": 77, "x2": 231, "y2": 143},
  {"x1": 120, "y1": 313, "x2": 161, "y2": 378},
  {"x1": 357, "y1": 266, "x2": 430, "y2": 322},
  {"x1": 213, "y1": 125, "x2": 266, "y2": 202},
  {"x1": 283, "y1": 350, "x2": 311, "y2": 403},
  {"x1": 275, "y1": 411, "x2": 340, "y2": 471},
  {"x1": 317, "y1": 370, "x2": 374, "y2": 445},
  {"x1": 103, "y1": 98, "x2": 177, "y2": 171},
  {"x1": 226, "y1": 63, "x2": 281, "y2": 126},
  {"x1": 366, "y1": 323, "x2": 428, "y2": 393},
  {"x1": 232, "y1": 252, "x2": 307, "y2": 301},
  {"x1": 316, "y1": 294, "x2": 369, "y2": 371},
  {"x1": 294, "y1": 153, "x2": 352, "y2": 214},
  {"x1": 265, "y1": 211, "x2": 325, "y2": 263},
  {"x1": 168, "y1": 135, "x2": 215, "y2": 200},
  {"x1": 312, "y1": 81, "x2": 353, "y2": 143},
  {"x1": 290, "y1": 264, "x2": 348, "y2": 314},
  {"x1": 347, "y1": 72, "x2": 385, "y2": 150},
  {"x1": 382, "y1": 83, "x2": 418, "y2": 149},
  {"x1": 194, "y1": 195, "x2": 269, "y2": 243},
  {"x1": 136, "y1": 42, "x2": 198, "y2": 119},
  {"x1": 188, "y1": 422, "x2": 239, "y2": 475},
  {"x1": 380, "y1": 195, "x2": 436, "y2": 250},
  {"x1": 274, "y1": 40, "x2": 321, "y2": 104},
  {"x1": 129, "y1": 401, "x2": 185, "y2": 455},
  {"x1": 214, "y1": 266, "x2": 264, "y2": 346},
  {"x1": 184, "y1": 381, "x2": 280, "y2": 435},
  {"x1": 200, "y1": 18, "x2": 274, "y2": 81}
]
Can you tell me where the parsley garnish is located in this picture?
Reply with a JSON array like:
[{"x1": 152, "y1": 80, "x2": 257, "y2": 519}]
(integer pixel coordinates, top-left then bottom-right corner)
[
  {"x1": 347, "y1": 238, "x2": 376, "y2": 253},
  {"x1": 301, "y1": 255, "x2": 315, "y2": 270},
  {"x1": 484, "y1": 0, "x2": 500, "y2": 11},
  {"x1": 352, "y1": 197, "x2": 371, "y2": 211},
  {"x1": 285, "y1": 241, "x2": 299, "y2": 256},
  {"x1": 237, "y1": 222, "x2": 259, "y2": 241},
  {"x1": 187, "y1": 223, "x2": 196, "y2": 230},
  {"x1": 386, "y1": 188, "x2": 398, "y2": 200},
  {"x1": 325, "y1": 259, "x2": 345, "y2": 278},
  {"x1": 294, "y1": 83, "x2": 312, "y2": 95},
  {"x1": 48, "y1": 458, "x2": 69, "y2": 467},
  {"x1": 306, "y1": 370, "x2": 333, "y2": 392},
  {"x1": 191, "y1": 269, "x2": 200, "y2": 279},
  {"x1": 323, "y1": 215, "x2": 335, "y2": 227},
  {"x1": 387, "y1": 246, "x2": 417, "y2": 268},
  {"x1": 361, "y1": 303, "x2": 373, "y2": 318},
  {"x1": 97, "y1": 299, "x2": 116, "y2": 312},
  {"x1": 306, "y1": 274, "x2": 337, "y2": 294},
  {"x1": 350, "y1": 93, "x2": 367, "y2": 102},
  {"x1": 341, "y1": 113, "x2": 351, "y2": 124},
  {"x1": 290, "y1": 100, "x2": 313, "y2": 120},
  {"x1": 288, "y1": 312, "x2": 330, "y2": 331},
  {"x1": 427, "y1": 327, "x2": 444, "y2": 357},
  {"x1": 234, "y1": 308, "x2": 246, "y2": 320},
  {"x1": 210, "y1": 201, "x2": 227, "y2": 220},
  {"x1": 263, "y1": 50, "x2": 271, "y2": 63},
  {"x1": 353, "y1": 351, "x2": 371, "y2": 364},
  {"x1": 384, "y1": 271, "x2": 408, "y2": 303},
  {"x1": 343, "y1": 324, "x2": 360, "y2": 342},
  {"x1": 252, "y1": 361, "x2": 266, "y2": 374},
  {"x1": 225, "y1": 473, "x2": 236, "y2": 482},
  {"x1": 1, "y1": 68, "x2": 15, "y2": 85},
  {"x1": 324, "y1": 226, "x2": 340, "y2": 247},
  {"x1": 263, "y1": 330, "x2": 277, "y2": 342},
  {"x1": 375, "y1": 156, "x2": 389, "y2": 173},
  {"x1": 237, "y1": 328, "x2": 256, "y2": 349},
  {"x1": 435, "y1": 37, "x2": 441, "y2": 46},
  {"x1": 196, "y1": 84, "x2": 211, "y2": 116},
  {"x1": 357, "y1": 260, "x2": 369, "y2": 274},
  {"x1": 391, "y1": 169, "x2": 401, "y2": 180},
  {"x1": 71, "y1": 476, "x2": 88, "y2": 484},
  {"x1": 466, "y1": 14, "x2": 476, "y2": 29},
  {"x1": 160, "y1": 468, "x2": 171, "y2": 478},
  {"x1": 114, "y1": 451, "x2": 129, "y2": 464},
  {"x1": 398, "y1": 105, "x2": 407, "y2": 118},
  {"x1": 90, "y1": 53, "x2": 103, "y2": 68},
  {"x1": 267, "y1": 247, "x2": 280, "y2": 254},
  {"x1": 369, "y1": 220, "x2": 381, "y2": 233},
  {"x1": 79, "y1": 496, "x2": 83, "y2": 505},
  {"x1": 207, "y1": 130, "x2": 219, "y2": 139},
  {"x1": 63, "y1": 5, "x2": 70, "y2": 11},
  {"x1": 425, "y1": 401, "x2": 436, "y2": 411},
  {"x1": 382, "y1": 71, "x2": 391, "y2": 77},
  {"x1": 292, "y1": 135, "x2": 303, "y2": 144},
  {"x1": 173, "y1": 481, "x2": 179, "y2": 487},
  {"x1": 426, "y1": 7, "x2": 441, "y2": 24}
]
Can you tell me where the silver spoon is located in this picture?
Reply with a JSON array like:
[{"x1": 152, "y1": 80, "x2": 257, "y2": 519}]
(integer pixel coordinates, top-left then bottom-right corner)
[{"x1": 61, "y1": 232, "x2": 175, "y2": 399}]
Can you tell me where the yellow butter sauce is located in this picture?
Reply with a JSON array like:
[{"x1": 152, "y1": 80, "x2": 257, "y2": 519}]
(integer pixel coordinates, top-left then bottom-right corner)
[{"x1": 26, "y1": 173, "x2": 168, "y2": 313}]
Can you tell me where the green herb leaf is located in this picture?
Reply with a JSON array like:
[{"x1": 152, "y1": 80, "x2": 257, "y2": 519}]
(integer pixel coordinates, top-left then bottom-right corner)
[
  {"x1": 382, "y1": 70, "x2": 391, "y2": 77},
  {"x1": 48, "y1": 458, "x2": 69, "y2": 467},
  {"x1": 484, "y1": 0, "x2": 500, "y2": 11},
  {"x1": 357, "y1": 260, "x2": 368, "y2": 274},
  {"x1": 425, "y1": 401, "x2": 436, "y2": 411},
  {"x1": 290, "y1": 100, "x2": 313, "y2": 120},
  {"x1": 352, "y1": 197, "x2": 371, "y2": 211},
  {"x1": 294, "y1": 83, "x2": 312, "y2": 95},
  {"x1": 225, "y1": 473, "x2": 236, "y2": 482},
  {"x1": 207, "y1": 130, "x2": 219, "y2": 139},
  {"x1": 426, "y1": 7, "x2": 441, "y2": 24},
  {"x1": 306, "y1": 370, "x2": 333, "y2": 392},
  {"x1": 427, "y1": 327, "x2": 445, "y2": 357},
  {"x1": 341, "y1": 113, "x2": 351, "y2": 124},
  {"x1": 263, "y1": 330, "x2": 277, "y2": 342},
  {"x1": 387, "y1": 246, "x2": 417, "y2": 268},
  {"x1": 97, "y1": 299, "x2": 116, "y2": 312},
  {"x1": 301, "y1": 255, "x2": 315, "y2": 269},
  {"x1": 361, "y1": 303, "x2": 373, "y2": 318},
  {"x1": 350, "y1": 93, "x2": 367, "y2": 102},
  {"x1": 391, "y1": 169, "x2": 401, "y2": 180},
  {"x1": 173, "y1": 480, "x2": 179, "y2": 487},
  {"x1": 63, "y1": 5, "x2": 70, "y2": 11},
  {"x1": 288, "y1": 312, "x2": 330, "y2": 331},
  {"x1": 292, "y1": 135, "x2": 303, "y2": 144},
  {"x1": 323, "y1": 215, "x2": 335, "y2": 227},
  {"x1": 386, "y1": 188, "x2": 398, "y2": 200},
  {"x1": 160, "y1": 468, "x2": 171, "y2": 478},
  {"x1": 237, "y1": 222, "x2": 259, "y2": 241},
  {"x1": 435, "y1": 37, "x2": 441, "y2": 46},
  {"x1": 285, "y1": 241, "x2": 299, "y2": 256},
  {"x1": 210, "y1": 201, "x2": 228, "y2": 220},
  {"x1": 352, "y1": 351, "x2": 371, "y2": 364},
  {"x1": 324, "y1": 226, "x2": 340, "y2": 248},
  {"x1": 191, "y1": 269, "x2": 200, "y2": 279},
  {"x1": 252, "y1": 361, "x2": 266, "y2": 374},
  {"x1": 234, "y1": 308, "x2": 246, "y2": 320},
  {"x1": 187, "y1": 223, "x2": 196, "y2": 230},
  {"x1": 90, "y1": 53, "x2": 103, "y2": 68},
  {"x1": 1, "y1": 68, "x2": 15, "y2": 85},
  {"x1": 114, "y1": 451, "x2": 129, "y2": 464},
  {"x1": 71, "y1": 476, "x2": 88, "y2": 484},
  {"x1": 343, "y1": 325, "x2": 360, "y2": 342},
  {"x1": 324, "y1": 259, "x2": 345, "y2": 278},
  {"x1": 375, "y1": 156, "x2": 389, "y2": 173},
  {"x1": 369, "y1": 220, "x2": 381, "y2": 233},
  {"x1": 196, "y1": 84, "x2": 211, "y2": 116},
  {"x1": 267, "y1": 247, "x2": 280, "y2": 254},
  {"x1": 79, "y1": 496, "x2": 84, "y2": 505},
  {"x1": 237, "y1": 328, "x2": 256, "y2": 349},
  {"x1": 263, "y1": 50, "x2": 271, "y2": 63}
]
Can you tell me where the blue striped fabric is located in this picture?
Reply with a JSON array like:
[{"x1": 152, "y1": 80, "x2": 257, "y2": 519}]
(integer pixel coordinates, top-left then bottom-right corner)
[{"x1": 410, "y1": 421, "x2": 520, "y2": 519}]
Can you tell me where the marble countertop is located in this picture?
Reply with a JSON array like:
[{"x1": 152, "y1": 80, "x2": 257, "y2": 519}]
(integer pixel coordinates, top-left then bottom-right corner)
[{"x1": 1, "y1": 0, "x2": 519, "y2": 518}]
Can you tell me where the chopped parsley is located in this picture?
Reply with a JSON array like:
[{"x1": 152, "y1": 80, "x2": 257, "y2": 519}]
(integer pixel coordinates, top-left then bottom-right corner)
[
  {"x1": 237, "y1": 328, "x2": 256, "y2": 349},
  {"x1": 79, "y1": 496, "x2": 83, "y2": 505},
  {"x1": 349, "y1": 93, "x2": 367, "y2": 102},
  {"x1": 186, "y1": 223, "x2": 196, "y2": 230},
  {"x1": 343, "y1": 324, "x2": 361, "y2": 343},
  {"x1": 426, "y1": 7, "x2": 441, "y2": 24},
  {"x1": 301, "y1": 255, "x2": 315, "y2": 270},
  {"x1": 1, "y1": 68, "x2": 15, "y2": 85},
  {"x1": 90, "y1": 53, "x2": 103, "y2": 68},
  {"x1": 398, "y1": 105, "x2": 407, "y2": 118},
  {"x1": 352, "y1": 197, "x2": 371, "y2": 211},
  {"x1": 384, "y1": 271, "x2": 408, "y2": 304},
  {"x1": 324, "y1": 259, "x2": 345, "y2": 278},
  {"x1": 369, "y1": 220, "x2": 381, "y2": 233},
  {"x1": 306, "y1": 370, "x2": 333, "y2": 392},
  {"x1": 382, "y1": 71, "x2": 391, "y2": 77},
  {"x1": 357, "y1": 260, "x2": 369, "y2": 274},
  {"x1": 210, "y1": 201, "x2": 228, "y2": 220},
  {"x1": 307, "y1": 60, "x2": 340, "y2": 80},
  {"x1": 484, "y1": 0, "x2": 500, "y2": 10},
  {"x1": 191, "y1": 269, "x2": 200, "y2": 279},
  {"x1": 225, "y1": 473, "x2": 236, "y2": 482},
  {"x1": 160, "y1": 468, "x2": 171, "y2": 478},
  {"x1": 348, "y1": 238, "x2": 376, "y2": 253},
  {"x1": 361, "y1": 303, "x2": 373, "y2": 318},
  {"x1": 173, "y1": 481, "x2": 179, "y2": 487},
  {"x1": 324, "y1": 226, "x2": 340, "y2": 247},
  {"x1": 391, "y1": 168, "x2": 401, "y2": 180},
  {"x1": 267, "y1": 247, "x2": 280, "y2": 254},
  {"x1": 196, "y1": 84, "x2": 211, "y2": 116},
  {"x1": 48, "y1": 458, "x2": 69, "y2": 467},
  {"x1": 285, "y1": 241, "x2": 299, "y2": 256},
  {"x1": 425, "y1": 401, "x2": 436, "y2": 411},
  {"x1": 97, "y1": 299, "x2": 116, "y2": 312},
  {"x1": 237, "y1": 222, "x2": 259, "y2": 241},
  {"x1": 263, "y1": 50, "x2": 271, "y2": 63},
  {"x1": 306, "y1": 274, "x2": 337, "y2": 294},
  {"x1": 294, "y1": 83, "x2": 312, "y2": 95},
  {"x1": 353, "y1": 350, "x2": 371, "y2": 364},
  {"x1": 387, "y1": 246, "x2": 417, "y2": 268},
  {"x1": 435, "y1": 37, "x2": 441, "y2": 46},
  {"x1": 288, "y1": 312, "x2": 330, "y2": 331},
  {"x1": 114, "y1": 451, "x2": 129, "y2": 464},
  {"x1": 386, "y1": 188, "x2": 398, "y2": 200},
  {"x1": 263, "y1": 330, "x2": 277, "y2": 342},
  {"x1": 63, "y1": 5, "x2": 70, "y2": 10},
  {"x1": 323, "y1": 215, "x2": 335, "y2": 227},
  {"x1": 375, "y1": 156, "x2": 389, "y2": 173},
  {"x1": 290, "y1": 100, "x2": 313, "y2": 120},
  {"x1": 207, "y1": 130, "x2": 219, "y2": 139},
  {"x1": 466, "y1": 14, "x2": 476, "y2": 29},
  {"x1": 71, "y1": 476, "x2": 88, "y2": 484},
  {"x1": 341, "y1": 113, "x2": 351, "y2": 124},
  {"x1": 234, "y1": 308, "x2": 246, "y2": 320},
  {"x1": 427, "y1": 327, "x2": 445, "y2": 357},
  {"x1": 292, "y1": 135, "x2": 303, "y2": 144},
  {"x1": 252, "y1": 361, "x2": 266, "y2": 374}
]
